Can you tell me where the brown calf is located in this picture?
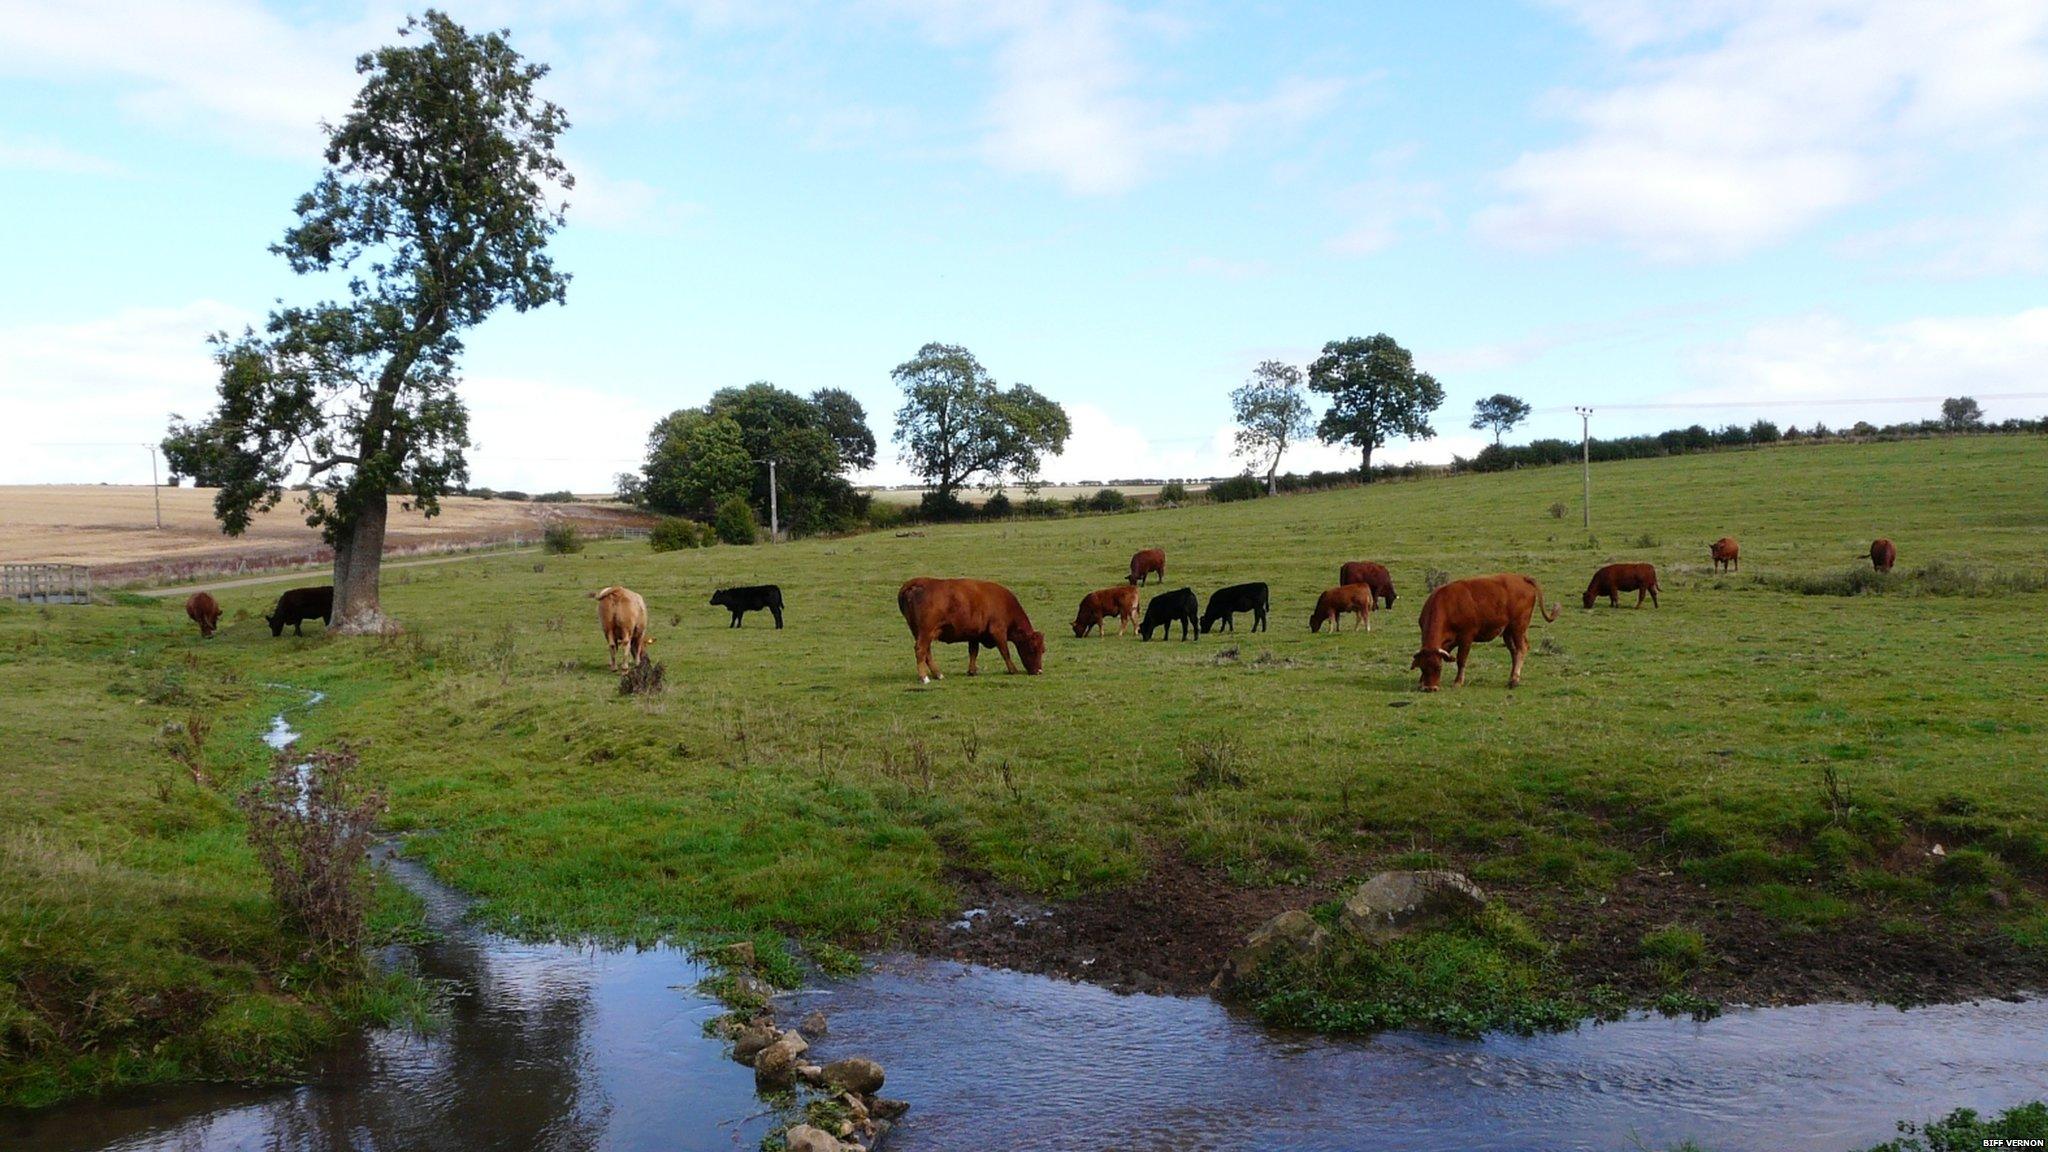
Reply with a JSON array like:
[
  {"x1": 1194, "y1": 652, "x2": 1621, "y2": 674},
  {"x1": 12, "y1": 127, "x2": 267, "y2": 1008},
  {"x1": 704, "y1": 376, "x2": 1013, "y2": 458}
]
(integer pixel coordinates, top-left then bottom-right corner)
[
  {"x1": 1073, "y1": 585, "x2": 1140, "y2": 637},
  {"x1": 1127, "y1": 548, "x2": 1166, "y2": 586},
  {"x1": 591, "y1": 585, "x2": 652, "y2": 670},
  {"x1": 1583, "y1": 563, "x2": 1660, "y2": 609},
  {"x1": 185, "y1": 591, "x2": 222, "y2": 638},
  {"x1": 1310, "y1": 584, "x2": 1375, "y2": 633},
  {"x1": 1870, "y1": 538, "x2": 1896, "y2": 572},
  {"x1": 1337, "y1": 561, "x2": 1397, "y2": 609},
  {"x1": 1710, "y1": 537, "x2": 1740, "y2": 573}
]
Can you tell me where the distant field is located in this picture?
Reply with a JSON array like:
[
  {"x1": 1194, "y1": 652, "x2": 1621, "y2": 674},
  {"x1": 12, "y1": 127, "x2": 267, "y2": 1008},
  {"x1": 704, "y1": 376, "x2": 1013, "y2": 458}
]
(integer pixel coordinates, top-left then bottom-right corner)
[
  {"x1": 864, "y1": 482, "x2": 1201, "y2": 505},
  {"x1": 6, "y1": 435, "x2": 2048, "y2": 1106},
  {"x1": 0, "y1": 485, "x2": 650, "y2": 585}
]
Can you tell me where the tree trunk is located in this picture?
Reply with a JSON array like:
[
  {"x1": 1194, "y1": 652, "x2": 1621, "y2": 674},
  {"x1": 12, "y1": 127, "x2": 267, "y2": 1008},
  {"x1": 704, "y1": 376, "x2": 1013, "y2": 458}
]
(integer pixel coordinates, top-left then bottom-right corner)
[
  {"x1": 330, "y1": 494, "x2": 393, "y2": 634},
  {"x1": 1265, "y1": 461, "x2": 1278, "y2": 496},
  {"x1": 1359, "y1": 443, "x2": 1375, "y2": 481}
]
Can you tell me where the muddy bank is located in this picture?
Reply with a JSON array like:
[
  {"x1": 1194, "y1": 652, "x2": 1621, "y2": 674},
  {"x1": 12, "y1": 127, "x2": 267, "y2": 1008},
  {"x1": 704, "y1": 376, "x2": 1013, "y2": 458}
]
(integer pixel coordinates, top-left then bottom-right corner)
[{"x1": 913, "y1": 850, "x2": 2046, "y2": 1009}]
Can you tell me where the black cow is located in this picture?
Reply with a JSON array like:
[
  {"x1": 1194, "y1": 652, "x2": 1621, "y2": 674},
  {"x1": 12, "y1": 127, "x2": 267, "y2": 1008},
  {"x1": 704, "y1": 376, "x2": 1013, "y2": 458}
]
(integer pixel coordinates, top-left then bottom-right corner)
[
  {"x1": 266, "y1": 585, "x2": 333, "y2": 637},
  {"x1": 710, "y1": 584, "x2": 784, "y2": 628},
  {"x1": 1139, "y1": 587, "x2": 1200, "y2": 641},
  {"x1": 1200, "y1": 582, "x2": 1269, "y2": 634}
]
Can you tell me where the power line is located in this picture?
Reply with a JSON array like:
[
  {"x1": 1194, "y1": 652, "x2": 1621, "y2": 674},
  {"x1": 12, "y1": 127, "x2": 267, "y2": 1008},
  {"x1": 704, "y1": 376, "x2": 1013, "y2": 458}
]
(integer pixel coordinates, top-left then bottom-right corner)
[{"x1": 1531, "y1": 391, "x2": 2048, "y2": 415}]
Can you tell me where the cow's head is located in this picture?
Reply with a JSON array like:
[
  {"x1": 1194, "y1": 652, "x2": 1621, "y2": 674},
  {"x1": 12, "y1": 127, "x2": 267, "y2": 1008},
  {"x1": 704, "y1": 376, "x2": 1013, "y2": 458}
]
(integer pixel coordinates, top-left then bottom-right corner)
[
  {"x1": 1071, "y1": 614, "x2": 1093, "y2": 638},
  {"x1": 1020, "y1": 630, "x2": 1046, "y2": 674},
  {"x1": 1410, "y1": 647, "x2": 1454, "y2": 691},
  {"x1": 1582, "y1": 586, "x2": 1598, "y2": 609},
  {"x1": 708, "y1": 590, "x2": 728, "y2": 606},
  {"x1": 1309, "y1": 608, "x2": 1328, "y2": 633},
  {"x1": 265, "y1": 613, "x2": 284, "y2": 637}
]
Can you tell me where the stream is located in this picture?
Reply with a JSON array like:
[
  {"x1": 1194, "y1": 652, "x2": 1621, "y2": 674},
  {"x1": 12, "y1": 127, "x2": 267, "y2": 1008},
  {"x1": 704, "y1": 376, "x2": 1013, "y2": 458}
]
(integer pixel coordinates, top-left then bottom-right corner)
[{"x1": 7, "y1": 699, "x2": 2047, "y2": 1151}]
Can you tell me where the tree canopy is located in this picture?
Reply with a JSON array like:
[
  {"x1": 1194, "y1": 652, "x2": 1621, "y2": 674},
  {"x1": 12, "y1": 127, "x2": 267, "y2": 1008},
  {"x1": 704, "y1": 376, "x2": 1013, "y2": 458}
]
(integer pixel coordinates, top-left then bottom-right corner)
[
  {"x1": 1942, "y1": 396, "x2": 1985, "y2": 431},
  {"x1": 1470, "y1": 393, "x2": 1532, "y2": 445},
  {"x1": 1308, "y1": 334, "x2": 1444, "y2": 476},
  {"x1": 162, "y1": 11, "x2": 570, "y2": 631},
  {"x1": 1230, "y1": 360, "x2": 1314, "y2": 494},
  {"x1": 637, "y1": 382, "x2": 874, "y2": 533},
  {"x1": 891, "y1": 343, "x2": 1071, "y2": 498}
]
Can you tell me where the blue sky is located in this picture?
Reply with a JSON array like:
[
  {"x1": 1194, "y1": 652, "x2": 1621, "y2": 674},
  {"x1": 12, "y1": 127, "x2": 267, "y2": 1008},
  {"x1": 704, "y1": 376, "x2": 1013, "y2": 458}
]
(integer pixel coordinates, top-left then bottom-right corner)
[{"x1": 3, "y1": 0, "x2": 2046, "y2": 490}]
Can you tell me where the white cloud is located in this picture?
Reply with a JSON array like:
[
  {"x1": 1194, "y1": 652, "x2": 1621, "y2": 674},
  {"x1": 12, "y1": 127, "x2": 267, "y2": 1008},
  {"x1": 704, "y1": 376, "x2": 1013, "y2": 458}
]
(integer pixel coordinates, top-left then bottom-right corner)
[
  {"x1": 1478, "y1": 1, "x2": 2048, "y2": 259},
  {"x1": 1677, "y1": 307, "x2": 2048, "y2": 420},
  {"x1": 0, "y1": 301, "x2": 252, "y2": 484},
  {"x1": 463, "y1": 377, "x2": 661, "y2": 492},
  {"x1": 1840, "y1": 206, "x2": 2048, "y2": 279},
  {"x1": 562, "y1": 157, "x2": 703, "y2": 232},
  {"x1": 889, "y1": 0, "x2": 1347, "y2": 194},
  {"x1": 0, "y1": 0, "x2": 372, "y2": 156},
  {"x1": 0, "y1": 133, "x2": 124, "y2": 176}
]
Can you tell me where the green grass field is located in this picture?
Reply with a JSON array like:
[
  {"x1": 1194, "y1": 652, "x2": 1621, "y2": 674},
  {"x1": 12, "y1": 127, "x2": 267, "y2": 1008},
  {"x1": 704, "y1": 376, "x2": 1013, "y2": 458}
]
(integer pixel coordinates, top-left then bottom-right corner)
[{"x1": 5, "y1": 434, "x2": 2046, "y2": 1106}]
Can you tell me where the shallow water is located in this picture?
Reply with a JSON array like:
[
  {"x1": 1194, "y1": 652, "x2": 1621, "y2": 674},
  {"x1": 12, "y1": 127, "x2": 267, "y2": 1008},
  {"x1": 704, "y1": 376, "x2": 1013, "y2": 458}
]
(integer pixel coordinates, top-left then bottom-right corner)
[{"x1": 9, "y1": 702, "x2": 2047, "y2": 1151}]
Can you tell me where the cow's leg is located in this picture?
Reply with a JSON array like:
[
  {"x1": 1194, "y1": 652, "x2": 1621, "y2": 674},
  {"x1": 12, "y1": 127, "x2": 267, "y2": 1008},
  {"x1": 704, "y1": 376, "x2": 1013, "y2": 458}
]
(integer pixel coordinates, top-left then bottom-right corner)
[
  {"x1": 967, "y1": 641, "x2": 980, "y2": 676},
  {"x1": 1507, "y1": 632, "x2": 1528, "y2": 688},
  {"x1": 916, "y1": 633, "x2": 937, "y2": 682},
  {"x1": 772, "y1": 604, "x2": 783, "y2": 629},
  {"x1": 994, "y1": 637, "x2": 1019, "y2": 674},
  {"x1": 1452, "y1": 642, "x2": 1471, "y2": 686},
  {"x1": 1649, "y1": 586, "x2": 1659, "y2": 608},
  {"x1": 1635, "y1": 589, "x2": 1646, "y2": 608}
]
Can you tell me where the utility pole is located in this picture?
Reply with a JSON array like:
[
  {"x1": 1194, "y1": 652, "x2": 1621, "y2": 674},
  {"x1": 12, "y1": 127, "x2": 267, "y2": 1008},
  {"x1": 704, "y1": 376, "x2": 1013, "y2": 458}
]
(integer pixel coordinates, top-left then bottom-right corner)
[
  {"x1": 755, "y1": 459, "x2": 780, "y2": 543},
  {"x1": 146, "y1": 444, "x2": 163, "y2": 530},
  {"x1": 1573, "y1": 406, "x2": 1593, "y2": 532}
]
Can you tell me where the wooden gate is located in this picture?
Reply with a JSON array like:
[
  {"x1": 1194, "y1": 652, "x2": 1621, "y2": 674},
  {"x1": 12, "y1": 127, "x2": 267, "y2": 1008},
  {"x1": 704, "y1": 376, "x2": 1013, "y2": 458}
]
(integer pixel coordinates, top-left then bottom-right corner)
[{"x1": 2, "y1": 564, "x2": 92, "y2": 604}]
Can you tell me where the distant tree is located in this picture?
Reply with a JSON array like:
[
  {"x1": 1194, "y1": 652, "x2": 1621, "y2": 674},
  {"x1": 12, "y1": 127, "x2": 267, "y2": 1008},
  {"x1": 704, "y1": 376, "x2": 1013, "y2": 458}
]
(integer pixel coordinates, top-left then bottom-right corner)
[
  {"x1": 1470, "y1": 393, "x2": 1532, "y2": 445},
  {"x1": 891, "y1": 342, "x2": 1071, "y2": 498},
  {"x1": 613, "y1": 471, "x2": 646, "y2": 505},
  {"x1": 163, "y1": 13, "x2": 570, "y2": 632},
  {"x1": 1749, "y1": 419, "x2": 1781, "y2": 444},
  {"x1": 812, "y1": 388, "x2": 878, "y2": 472},
  {"x1": 713, "y1": 494, "x2": 758, "y2": 545},
  {"x1": 159, "y1": 415, "x2": 237, "y2": 487},
  {"x1": 1941, "y1": 396, "x2": 1985, "y2": 431},
  {"x1": 1230, "y1": 360, "x2": 1313, "y2": 495},
  {"x1": 1308, "y1": 334, "x2": 1445, "y2": 477},
  {"x1": 641, "y1": 411, "x2": 752, "y2": 517}
]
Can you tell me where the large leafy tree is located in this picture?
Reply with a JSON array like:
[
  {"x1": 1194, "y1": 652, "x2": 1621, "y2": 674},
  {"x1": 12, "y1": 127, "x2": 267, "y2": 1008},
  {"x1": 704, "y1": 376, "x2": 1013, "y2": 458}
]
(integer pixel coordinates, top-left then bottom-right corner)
[
  {"x1": 891, "y1": 343, "x2": 1070, "y2": 498},
  {"x1": 812, "y1": 388, "x2": 877, "y2": 472},
  {"x1": 1941, "y1": 396, "x2": 1985, "y2": 431},
  {"x1": 1308, "y1": 334, "x2": 1444, "y2": 477},
  {"x1": 638, "y1": 383, "x2": 874, "y2": 532},
  {"x1": 165, "y1": 11, "x2": 570, "y2": 632},
  {"x1": 1470, "y1": 393, "x2": 1532, "y2": 445},
  {"x1": 1230, "y1": 360, "x2": 1314, "y2": 495}
]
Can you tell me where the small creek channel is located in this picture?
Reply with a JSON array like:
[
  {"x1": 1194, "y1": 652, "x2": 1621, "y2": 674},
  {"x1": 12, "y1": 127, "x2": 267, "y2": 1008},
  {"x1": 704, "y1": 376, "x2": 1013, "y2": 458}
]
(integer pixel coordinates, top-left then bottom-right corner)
[{"x1": 8, "y1": 698, "x2": 2047, "y2": 1151}]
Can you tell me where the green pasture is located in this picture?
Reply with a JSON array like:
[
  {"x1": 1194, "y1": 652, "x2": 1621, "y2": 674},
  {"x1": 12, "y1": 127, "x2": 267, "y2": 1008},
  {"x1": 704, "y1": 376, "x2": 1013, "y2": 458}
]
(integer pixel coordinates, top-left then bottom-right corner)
[{"x1": 5, "y1": 434, "x2": 2046, "y2": 1105}]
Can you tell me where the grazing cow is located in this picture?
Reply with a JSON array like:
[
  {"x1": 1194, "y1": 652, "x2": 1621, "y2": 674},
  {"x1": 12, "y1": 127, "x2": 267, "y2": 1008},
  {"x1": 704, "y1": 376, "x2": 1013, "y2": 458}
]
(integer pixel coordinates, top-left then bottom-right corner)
[
  {"x1": 1337, "y1": 561, "x2": 1397, "y2": 609},
  {"x1": 1127, "y1": 548, "x2": 1167, "y2": 586},
  {"x1": 710, "y1": 584, "x2": 784, "y2": 628},
  {"x1": 1072, "y1": 584, "x2": 1140, "y2": 638},
  {"x1": 1710, "y1": 537, "x2": 1740, "y2": 573},
  {"x1": 1140, "y1": 587, "x2": 1200, "y2": 641},
  {"x1": 1870, "y1": 538, "x2": 1896, "y2": 573},
  {"x1": 898, "y1": 577, "x2": 1045, "y2": 683},
  {"x1": 1410, "y1": 573, "x2": 1559, "y2": 691},
  {"x1": 1583, "y1": 563, "x2": 1661, "y2": 609},
  {"x1": 591, "y1": 585, "x2": 652, "y2": 670},
  {"x1": 265, "y1": 586, "x2": 333, "y2": 637},
  {"x1": 1200, "y1": 582, "x2": 1269, "y2": 634},
  {"x1": 1310, "y1": 584, "x2": 1375, "y2": 633},
  {"x1": 185, "y1": 591, "x2": 222, "y2": 638}
]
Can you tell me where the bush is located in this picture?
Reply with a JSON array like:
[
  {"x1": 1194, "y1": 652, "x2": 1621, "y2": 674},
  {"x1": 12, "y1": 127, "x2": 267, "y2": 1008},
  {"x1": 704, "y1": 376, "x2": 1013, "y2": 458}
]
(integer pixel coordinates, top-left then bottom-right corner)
[
  {"x1": 542, "y1": 523, "x2": 584, "y2": 554},
  {"x1": 982, "y1": 491, "x2": 1012, "y2": 519},
  {"x1": 496, "y1": 490, "x2": 530, "y2": 502},
  {"x1": 864, "y1": 501, "x2": 911, "y2": 530},
  {"x1": 918, "y1": 490, "x2": 973, "y2": 522},
  {"x1": 236, "y1": 747, "x2": 385, "y2": 957},
  {"x1": 1018, "y1": 497, "x2": 1064, "y2": 518},
  {"x1": 714, "y1": 496, "x2": 758, "y2": 545},
  {"x1": 1863, "y1": 1102, "x2": 2048, "y2": 1152},
  {"x1": 1547, "y1": 501, "x2": 1566, "y2": 519},
  {"x1": 532, "y1": 490, "x2": 577, "y2": 503},
  {"x1": 650, "y1": 516, "x2": 706, "y2": 552},
  {"x1": 1207, "y1": 474, "x2": 1265, "y2": 503},
  {"x1": 1158, "y1": 481, "x2": 1188, "y2": 504},
  {"x1": 1089, "y1": 487, "x2": 1129, "y2": 512}
]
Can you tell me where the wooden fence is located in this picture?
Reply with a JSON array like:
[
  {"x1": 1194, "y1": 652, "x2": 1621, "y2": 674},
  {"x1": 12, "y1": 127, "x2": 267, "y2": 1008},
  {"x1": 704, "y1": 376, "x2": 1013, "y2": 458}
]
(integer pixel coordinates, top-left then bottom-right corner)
[{"x1": 3, "y1": 563, "x2": 91, "y2": 604}]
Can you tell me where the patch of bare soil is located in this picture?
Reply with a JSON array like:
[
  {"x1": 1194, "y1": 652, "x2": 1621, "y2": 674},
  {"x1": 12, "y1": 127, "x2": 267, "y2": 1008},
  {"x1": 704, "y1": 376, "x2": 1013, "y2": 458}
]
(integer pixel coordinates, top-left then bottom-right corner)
[{"x1": 911, "y1": 851, "x2": 2046, "y2": 1010}]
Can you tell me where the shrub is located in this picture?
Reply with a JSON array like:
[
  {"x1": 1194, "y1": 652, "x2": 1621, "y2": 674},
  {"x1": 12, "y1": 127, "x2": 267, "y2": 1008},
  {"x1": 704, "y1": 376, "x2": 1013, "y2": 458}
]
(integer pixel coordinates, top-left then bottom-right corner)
[
  {"x1": 1862, "y1": 1102, "x2": 2048, "y2": 1152},
  {"x1": 532, "y1": 490, "x2": 577, "y2": 503},
  {"x1": 1089, "y1": 487, "x2": 1129, "y2": 512},
  {"x1": 650, "y1": 516, "x2": 705, "y2": 552},
  {"x1": 496, "y1": 490, "x2": 530, "y2": 502},
  {"x1": 1018, "y1": 497, "x2": 1063, "y2": 518},
  {"x1": 1547, "y1": 501, "x2": 1566, "y2": 519},
  {"x1": 542, "y1": 523, "x2": 584, "y2": 554},
  {"x1": 236, "y1": 746, "x2": 386, "y2": 957},
  {"x1": 982, "y1": 491, "x2": 1013, "y2": 519},
  {"x1": 714, "y1": 496, "x2": 758, "y2": 545},
  {"x1": 917, "y1": 490, "x2": 973, "y2": 522},
  {"x1": 618, "y1": 659, "x2": 666, "y2": 696},
  {"x1": 1158, "y1": 481, "x2": 1188, "y2": 504},
  {"x1": 1207, "y1": 474, "x2": 1265, "y2": 503},
  {"x1": 1181, "y1": 737, "x2": 1246, "y2": 793}
]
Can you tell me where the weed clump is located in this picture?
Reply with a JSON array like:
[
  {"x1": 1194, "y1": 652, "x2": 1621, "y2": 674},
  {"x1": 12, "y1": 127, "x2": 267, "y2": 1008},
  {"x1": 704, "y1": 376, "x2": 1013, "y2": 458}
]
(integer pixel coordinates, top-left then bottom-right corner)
[
  {"x1": 236, "y1": 747, "x2": 386, "y2": 957},
  {"x1": 542, "y1": 523, "x2": 584, "y2": 554},
  {"x1": 619, "y1": 659, "x2": 666, "y2": 696},
  {"x1": 1182, "y1": 737, "x2": 1246, "y2": 792}
]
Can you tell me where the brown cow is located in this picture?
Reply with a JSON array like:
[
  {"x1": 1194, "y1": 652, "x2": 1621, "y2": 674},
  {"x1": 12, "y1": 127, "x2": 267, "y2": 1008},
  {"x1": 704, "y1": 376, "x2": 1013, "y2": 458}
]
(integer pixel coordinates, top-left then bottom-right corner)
[
  {"x1": 591, "y1": 585, "x2": 652, "y2": 670},
  {"x1": 1583, "y1": 563, "x2": 1660, "y2": 609},
  {"x1": 1338, "y1": 561, "x2": 1397, "y2": 609},
  {"x1": 1310, "y1": 584, "x2": 1375, "y2": 633},
  {"x1": 1710, "y1": 537, "x2": 1740, "y2": 573},
  {"x1": 1410, "y1": 573, "x2": 1559, "y2": 691},
  {"x1": 1072, "y1": 585, "x2": 1140, "y2": 638},
  {"x1": 1127, "y1": 548, "x2": 1166, "y2": 586},
  {"x1": 1870, "y1": 538, "x2": 1896, "y2": 572},
  {"x1": 185, "y1": 591, "x2": 222, "y2": 638},
  {"x1": 899, "y1": 577, "x2": 1045, "y2": 683}
]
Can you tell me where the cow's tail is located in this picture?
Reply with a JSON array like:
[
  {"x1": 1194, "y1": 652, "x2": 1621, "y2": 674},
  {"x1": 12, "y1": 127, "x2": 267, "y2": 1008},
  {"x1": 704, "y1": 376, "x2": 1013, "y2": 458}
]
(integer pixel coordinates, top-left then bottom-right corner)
[
  {"x1": 1531, "y1": 578, "x2": 1560, "y2": 623},
  {"x1": 588, "y1": 586, "x2": 615, "y2": 600},
  {"x1": 898, "y1": 581, "x2": 925, "y2": 633}
]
